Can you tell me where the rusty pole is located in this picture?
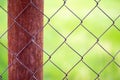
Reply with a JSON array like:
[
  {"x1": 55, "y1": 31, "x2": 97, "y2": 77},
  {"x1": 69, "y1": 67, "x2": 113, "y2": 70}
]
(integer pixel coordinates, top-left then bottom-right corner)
[{"x1": 8, "y1": 0, "x2": 43, "y2": 80}]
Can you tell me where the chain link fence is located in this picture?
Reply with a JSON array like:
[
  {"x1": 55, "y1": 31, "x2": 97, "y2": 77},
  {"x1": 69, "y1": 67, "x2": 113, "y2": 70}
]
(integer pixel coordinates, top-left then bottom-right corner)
[{"x1": 0, "y1": 0, "x2": 120, "y2": 80}]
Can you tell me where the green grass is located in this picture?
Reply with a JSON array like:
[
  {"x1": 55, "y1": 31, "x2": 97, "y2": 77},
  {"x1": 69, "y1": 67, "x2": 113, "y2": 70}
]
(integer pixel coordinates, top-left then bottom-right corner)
[{"x1": 0, "y1": 0, "x2": 120, "y2": 80}]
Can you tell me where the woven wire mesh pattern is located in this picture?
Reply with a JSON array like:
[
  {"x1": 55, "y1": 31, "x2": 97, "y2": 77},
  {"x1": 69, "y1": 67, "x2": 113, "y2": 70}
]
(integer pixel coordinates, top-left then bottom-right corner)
[{"x1": 0, "y1": 0, "x2": 120, "y2": 80}]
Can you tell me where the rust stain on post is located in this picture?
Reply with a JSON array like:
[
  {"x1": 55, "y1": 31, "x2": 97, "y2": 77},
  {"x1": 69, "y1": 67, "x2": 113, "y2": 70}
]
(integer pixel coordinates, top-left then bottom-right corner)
[{"x1": 8, "y1": 0, "x2": 43, "y2": 80}]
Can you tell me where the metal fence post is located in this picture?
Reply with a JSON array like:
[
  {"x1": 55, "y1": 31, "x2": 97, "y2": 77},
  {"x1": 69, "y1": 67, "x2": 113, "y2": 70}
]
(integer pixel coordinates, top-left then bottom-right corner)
[{"x1": 8, "y1": 0, "x2": 43, "y2": 80}]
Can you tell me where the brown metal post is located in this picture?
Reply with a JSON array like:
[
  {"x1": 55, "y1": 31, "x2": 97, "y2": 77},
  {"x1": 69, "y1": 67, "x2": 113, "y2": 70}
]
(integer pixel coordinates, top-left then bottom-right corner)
[{"x1": 8, "y1": 0, "x2": 43, "y2": 80}]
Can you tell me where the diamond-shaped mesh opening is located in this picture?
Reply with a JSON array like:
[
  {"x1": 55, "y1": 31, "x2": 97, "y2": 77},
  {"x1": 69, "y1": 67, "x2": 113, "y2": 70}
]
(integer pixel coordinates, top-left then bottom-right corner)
[
  {"x1": 68, "y1": 62, "x2": 97, "y2": 80},
  {"x1": 0, "y1": 44, "x2": 8, "y2": 80},
  {"x1": 51, "y1": 44, "x2": 81, "y2": 72},
  {"x1": 17, "y1": 42, "x2": 42, "y2": 71},
  {"x1": 99, "y1": 26, "x2": 120, "y2": 55},
  {"x1": 9, "y1": 41, "x2": 43, "y2": 80},
  {"x1": 44, "y1": 0, "x2": 63, "y2": 17},
  {"x1": 8, "y1": 60, "x2": 34, "y2": 79},
  {"x1": 100, "y1": 62, "x2": 120, "y2": 80},
  {"x1": 83, "y1": 44, "x2": 112, "y2": 73},
  {"x1": 67, "y1": 26, "x2": 96, "y2": 56},
  {"x1": 49, "y1": 7, "x2": 80, "y2": 37},
  {"x1": 0, "y1": 8, "x2": 7, "y2": 36},
  {"x1": 8, "y1": 24, "x2": 32, "y2": 53},
  {"x1": 15, "y1": 4, "x2": 43, "y2": 36},
  {"x1": 8, "y1": 1, "x2": 30, "y2": 19},
  {"x1": 66, "y1": 0, "x2": 96, "y2": 19},
  {"x1": 44, "y1": 25, "x2": 64, "y2": 54},
  {"x1": 0, "y1": 44, "x2": 8, "y2": 70},
  {"x1": 82, "y1": 8, "x2": 112, "y2": 37},
  {"x1": 44, "y1": 61, "x2": 64, "y2": 80},
  {"x1": 99, "y1": 0, "x2": 120, "y2": 19}
]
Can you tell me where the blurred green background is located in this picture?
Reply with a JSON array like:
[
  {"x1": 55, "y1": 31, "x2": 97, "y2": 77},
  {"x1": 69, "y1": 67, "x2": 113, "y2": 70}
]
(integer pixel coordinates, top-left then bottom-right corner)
[{"x1": 0, "y1": 0, "x2": 120, "y2": 80}]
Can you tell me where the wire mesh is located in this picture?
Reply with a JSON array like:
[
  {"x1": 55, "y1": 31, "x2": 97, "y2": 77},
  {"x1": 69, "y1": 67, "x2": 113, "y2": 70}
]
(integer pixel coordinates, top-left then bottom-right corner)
[{"x1": 0, "y1": 0, "x2": 120, "y2": 80}]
